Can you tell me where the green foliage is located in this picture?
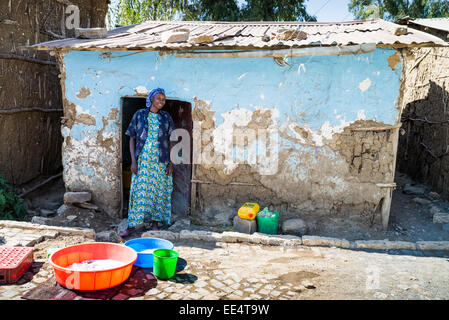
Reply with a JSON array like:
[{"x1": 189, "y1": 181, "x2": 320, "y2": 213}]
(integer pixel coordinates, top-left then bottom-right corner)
[
  {"x1": 348, "y1": 0, "x2": 449, "y2": 21},
  {"x1": 0, "y1": 175, "x2": 27, "y2": 221},
  {"x1": 241, "y1": 0, "x2": 316, "y2": 22},
  {"x1": 108, "y1": 0, "x2": 185, "y2": 28},
  {"x1": 108, "y1": 0, "x2": 316, "y2": 28}
]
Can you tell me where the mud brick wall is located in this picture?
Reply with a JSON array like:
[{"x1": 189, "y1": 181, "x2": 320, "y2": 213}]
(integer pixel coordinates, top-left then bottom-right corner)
[
  {"x1": 0, "y1": 0, "x2": 109, "y2": 186},
  {"x1": 397, "y1": 47, "x2": 449, "y2": 199},
  {"x1": 57, "y1": 49, "x2": 402, "y2": 221}
]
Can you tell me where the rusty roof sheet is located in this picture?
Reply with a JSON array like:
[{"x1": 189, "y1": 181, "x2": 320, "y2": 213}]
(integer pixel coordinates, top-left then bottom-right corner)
[{"x1": 34, "y1": 19, "x2": 447, "y2": 51}]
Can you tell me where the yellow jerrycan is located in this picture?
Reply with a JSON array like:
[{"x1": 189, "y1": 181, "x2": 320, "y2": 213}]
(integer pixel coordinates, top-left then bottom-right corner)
[{"x1": 238, "y1": 202, "x2": 260, "y2": 220}]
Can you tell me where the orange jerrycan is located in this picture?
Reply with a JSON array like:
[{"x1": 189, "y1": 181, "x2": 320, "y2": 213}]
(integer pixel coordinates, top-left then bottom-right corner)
[{"x1": 238, "y1": 202, "x2": 260, "y2": 220}]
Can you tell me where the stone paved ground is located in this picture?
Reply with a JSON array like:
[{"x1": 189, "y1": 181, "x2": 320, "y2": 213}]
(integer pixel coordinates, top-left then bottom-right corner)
[{"x1": 1, "y1": 223, "x2": 449, "y2": 300}]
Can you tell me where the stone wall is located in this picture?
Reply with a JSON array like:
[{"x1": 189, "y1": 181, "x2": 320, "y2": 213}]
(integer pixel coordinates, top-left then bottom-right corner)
[{"x1": 397, "y1": 46, "x2": 449, "y2": 199}]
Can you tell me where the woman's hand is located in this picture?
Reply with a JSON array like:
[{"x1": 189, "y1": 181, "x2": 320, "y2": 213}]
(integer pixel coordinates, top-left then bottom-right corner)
[
  {"x1": 166, "y1": 162, "x2": 173, "y2": 176},
  {"x1": 131, "y1": 160, "x2": 138, "y2": 174}
]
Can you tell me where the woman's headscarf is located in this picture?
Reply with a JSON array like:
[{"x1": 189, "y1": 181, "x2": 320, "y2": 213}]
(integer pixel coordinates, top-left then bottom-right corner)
[{"x1": 146, "y1": 88, "x2": 165, "y2": 108}]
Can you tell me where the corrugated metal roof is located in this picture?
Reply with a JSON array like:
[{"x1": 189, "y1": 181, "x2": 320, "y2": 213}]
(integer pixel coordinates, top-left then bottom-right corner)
[
  {"x1": 33, "y1": 19, "x2": 447, "y2": 51},
  {"x1": 410, "y1": 18, "x2": 449, "y2": 33}
]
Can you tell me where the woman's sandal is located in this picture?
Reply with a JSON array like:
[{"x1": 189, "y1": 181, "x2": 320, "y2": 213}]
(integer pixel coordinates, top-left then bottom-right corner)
[
  {"x1": 119, "y1": 227, "x2": 136, "y2": 237},
  {"x1": 150, "y1": 222, "x2": 160, "y2": 231}
]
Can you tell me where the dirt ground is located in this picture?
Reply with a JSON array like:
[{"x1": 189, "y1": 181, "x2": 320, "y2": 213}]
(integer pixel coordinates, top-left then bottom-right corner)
[
  {"x1": 17, "y1": 170, "x2": 449, "y2": 243},
  {"x1": 4, "y1": 172, "x2": 449, "y2": 301}
]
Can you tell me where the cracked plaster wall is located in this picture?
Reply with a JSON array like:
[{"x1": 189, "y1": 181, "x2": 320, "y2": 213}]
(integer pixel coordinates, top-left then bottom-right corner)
[{"x1": 58, "y1": 48, "x2": 402, "y2": 222}]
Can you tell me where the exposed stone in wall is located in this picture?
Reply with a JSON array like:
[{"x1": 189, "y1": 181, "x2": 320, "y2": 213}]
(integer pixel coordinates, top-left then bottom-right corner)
[
  {"x1": 397, "y1": 47, "x2": 449, "y2": 200},
  {"x1": 190, "y1": 98, "x2": 397, "y2": 228}
]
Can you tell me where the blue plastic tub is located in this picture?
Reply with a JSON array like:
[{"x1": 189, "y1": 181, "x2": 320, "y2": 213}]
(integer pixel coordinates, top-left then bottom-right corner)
[{"x1": 124, "y1": 238, "x2": 174, "y2": 268}]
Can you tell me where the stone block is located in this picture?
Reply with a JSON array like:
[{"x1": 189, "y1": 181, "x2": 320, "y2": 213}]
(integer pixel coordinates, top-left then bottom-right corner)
[
  {"x1": 221, "y1": 231, "x2": 251, "y2": 243},
  {"x1": 302, "y1": 235, "x2": 351, "y2": 248},
  {"x1": 433, "y1": 212, "x2": 449, "y2": 224},
  {"x1": 355, "y1": 240, "x2": 388, "y2": 250},
  {"x1": 64, "y1": 192, "x2": 91, "y2": 204},
  {"x1": 416, "y1": 241, "x2": 449, "y2": 251},
  {"x1": 188, "y1": 34, "x2": 214, "y2": 44},
  {"x1": 95, "y1": 230, "x2": 122, "y2": 243},
  {"x1": 251, "y1": 233, "x2": 303, "y2": 246},
  {"x1": 57, "y1": 204, "x2": 71, "y2": 216},
  {"x1": 179, "y1": 230, "x2": 221, "y2": 242},
  {"x1": 383, "y1": 241, "x2": 417, "y2": 250},
  {"x1": 161, "y1": 29, "x2": 189, "y2": 43},
  {"x1": 429, "y1": 192, "x2": 440, "y2": 200},
  {"x1": 75, "y1": 27, "x2": 107, "y2": 39},
  {"x1": 233, "y1": 215, "x2": 257, "y2": 234},
  {"x1": 31, "y1": 216, "x2": 53, "y2": 225},
  {"x1": 141, "y1": 230, "x2": 179, "y2": 242},
  {"x1": 412, "y1": 197, "x2": 431, "y2": 205}
]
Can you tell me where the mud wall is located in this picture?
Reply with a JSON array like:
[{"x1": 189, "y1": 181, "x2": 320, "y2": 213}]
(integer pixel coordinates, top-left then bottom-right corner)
[
  {"x1": 0, "y1": 0, "x2": 109, "y2": 186},
  {"x1": 57, "y1": 48, "x2": 403, "y2": 222},
  {"x1": 397, "y1": 46, "x2": 449, "y2": 199}
]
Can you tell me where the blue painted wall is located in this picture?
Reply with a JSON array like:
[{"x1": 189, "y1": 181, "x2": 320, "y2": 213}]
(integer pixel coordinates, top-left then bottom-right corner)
[
  {"x1": 64, "y1": 48, "x2": 401, "y2": 133},
  {"x1": 61, "y1": 48, "x2": 403, "y2": 216}
]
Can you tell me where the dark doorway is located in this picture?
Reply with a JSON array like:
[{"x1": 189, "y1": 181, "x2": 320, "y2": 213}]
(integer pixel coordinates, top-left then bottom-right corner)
[{"x1": 121, "y1": 97, "x2": 193, "y2": 219}]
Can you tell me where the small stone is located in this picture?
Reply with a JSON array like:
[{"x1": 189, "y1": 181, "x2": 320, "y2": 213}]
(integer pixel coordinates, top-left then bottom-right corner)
[
  {"x1": 412, "y1": 197, "x2": 431, "y2": 205},
  {"x1": 188, "y1": 34, "x2": 214, "y2": 44},
  {"x1": 31, "y1": 216, "x2": 53, "y2": 225},
  {"x1": 301, "y1": 281, "x2": 316, "y2": 289},
  {"x1": 194, "y1": 280, "x2": 208, "y2": 288},
  {"x1": 231, "y1": 290, "x2": 243, "y2": 297},
  {"x1": 64, "y1": 191, "x2": 91, "y2": 204},
  {"x1": 403, "y1": 184, "x2": 426, "y2": 195},
  {"x1": 95, "y1": 230, "x2": 122, "y2": 243},
  {"x1": 210, "y1": 279, "x2": 225, "y2": 289},
  {"x1": 428, "y1": 192, "x2": 440, "y2": 200},
  {"x1": 233, "y1": 215, "x2": 257, "y2": 234},
  {"x1": 270, "y1": 290, "x2": 281, "y2": 297},
  {"x1": 75, "y1": 202, "x2": 99, "y2": 210},
  {"x1": 187, "y1": 293, "x2": 203, "y2": 299},
  {"x1": 156, "y1": 292, "x2": 168, "y2": 299},
  {"x1": 145, "y1": 288, "x2": 160, "y2": 296},
  {"x1": 56, "y1": 204, "x2": 71, "y2": 216},
  {"x1": 433, "y1": 212, "x2": 449, "y2": 224},
  {"x1": 161, "y1": 29, "x2": 189, "y2": 43},
  {"x1": 75, "y1": 27, "x2": 107, "y2": 39},
  {"x1": 32, "y1": 277, "x2": 48, "y2": 284}
]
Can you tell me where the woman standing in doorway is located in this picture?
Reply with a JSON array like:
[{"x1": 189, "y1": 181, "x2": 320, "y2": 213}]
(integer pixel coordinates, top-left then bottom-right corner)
[{"x1": 120, "y1": 88, "x2": 175, "y2": 237}]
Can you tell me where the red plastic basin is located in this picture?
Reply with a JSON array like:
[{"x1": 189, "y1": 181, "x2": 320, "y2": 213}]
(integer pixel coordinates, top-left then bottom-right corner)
[{"x1": 49, "y1": 242, "x2": 137, "y2": 291}]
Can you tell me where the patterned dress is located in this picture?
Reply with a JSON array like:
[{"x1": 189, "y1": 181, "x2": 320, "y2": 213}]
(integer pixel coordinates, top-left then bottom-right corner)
[{"x1": 127, "y1": 112, "x2": 173, "y2": 227}]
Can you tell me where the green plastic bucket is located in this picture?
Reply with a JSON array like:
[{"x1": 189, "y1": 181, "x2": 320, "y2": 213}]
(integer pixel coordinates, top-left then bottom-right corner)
[
  {"x1": 153, "y1": 249, "x2": 179, "y2": 280},
  {"x1": 257, "y1": 210, "x2": 279, "y2": 235}
]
